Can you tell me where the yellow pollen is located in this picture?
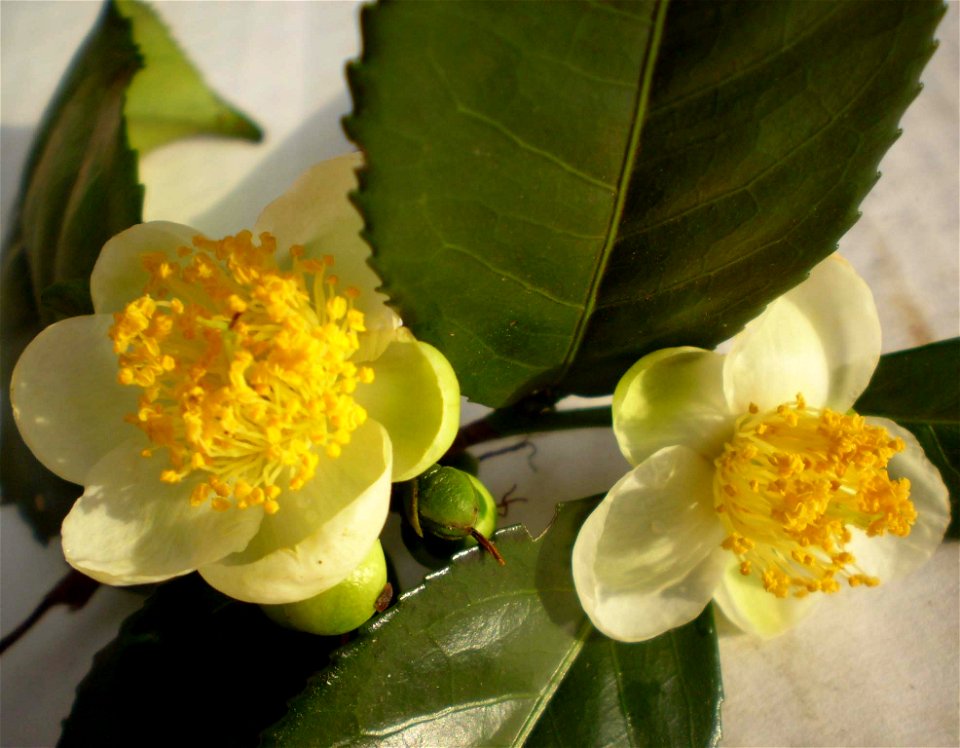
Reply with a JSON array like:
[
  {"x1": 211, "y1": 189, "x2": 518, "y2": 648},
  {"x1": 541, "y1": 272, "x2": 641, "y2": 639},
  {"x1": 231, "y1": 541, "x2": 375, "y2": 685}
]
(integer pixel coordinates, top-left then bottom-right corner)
[
  {"x1": 714, "y1": 394, "x2": 915, "y2": 598},
  {"x1": 109, "y1": 231, "x2": 375, "y2": 513}
]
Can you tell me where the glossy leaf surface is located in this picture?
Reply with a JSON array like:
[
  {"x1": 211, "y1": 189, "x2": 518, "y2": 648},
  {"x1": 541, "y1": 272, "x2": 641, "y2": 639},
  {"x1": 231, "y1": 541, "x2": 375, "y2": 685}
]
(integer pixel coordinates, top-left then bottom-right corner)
[
  {"x1": 264, "y1": 499, "x2": 723, "y2": 747},
  {"x1": 526, "y1": 607, "x2": 722, "y2": 748}
]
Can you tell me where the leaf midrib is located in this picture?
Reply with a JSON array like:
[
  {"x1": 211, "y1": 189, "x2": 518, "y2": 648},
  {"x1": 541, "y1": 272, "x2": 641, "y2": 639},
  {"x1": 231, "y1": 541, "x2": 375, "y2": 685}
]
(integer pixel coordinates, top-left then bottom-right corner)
[
  {"x1": 557, "y1": 0, "x2": 670, "y2": 383},
  {"x1": 513, "y1": 619, "x2": 594, "y2": 747}
]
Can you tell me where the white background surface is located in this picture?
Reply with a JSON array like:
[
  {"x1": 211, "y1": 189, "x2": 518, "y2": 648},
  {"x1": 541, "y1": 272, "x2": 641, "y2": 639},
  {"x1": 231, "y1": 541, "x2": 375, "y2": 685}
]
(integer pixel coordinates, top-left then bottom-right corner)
[{"x1": 1, "y1": 2, "x2": 958, "y2": 746}]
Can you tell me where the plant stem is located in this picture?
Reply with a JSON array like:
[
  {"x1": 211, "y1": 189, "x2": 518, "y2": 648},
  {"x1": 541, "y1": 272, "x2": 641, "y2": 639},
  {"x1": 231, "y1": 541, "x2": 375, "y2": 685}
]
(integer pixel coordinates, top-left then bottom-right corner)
[
  {"x1": 446, "y1": 404, "x2": 612, "y2": 457},
  {"x1": 0, "y1": 570, "x2": 100, "y2": 655}
]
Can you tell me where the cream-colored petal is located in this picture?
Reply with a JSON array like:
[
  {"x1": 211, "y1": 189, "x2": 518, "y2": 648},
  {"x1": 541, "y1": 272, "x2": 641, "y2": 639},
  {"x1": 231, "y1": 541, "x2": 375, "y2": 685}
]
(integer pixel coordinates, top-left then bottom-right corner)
[
  {"x1": 90, "y1": 221, "x2": 200, "y2": 314},
  {"x1": 11, "y1": 315, "x2": 143, "y2": 484},
  {"x1": 253, "y1": 153, "x2": 400, "y2": 361},
  {"x1": 199, "y1": 420, "x2": 392, "y2": 604},
  {"x1": 62, "y1": 442, "x2": 262, "y2": 586},
  {"x1": 845, "y1": 418, "x2": 950, "y2": 582},
  {"x1": 713, "y1": 557, "x2": 820, "y2": 637},
  {"x1": 572, "y1": 446, "x2": 728, "y2": 642},
  {"x1": 613, "y1": 347, "x2": 734, "y2": 465},
  {"x1": 723, "y1": 255, "x2": 881, "y2": 413},
  {"x1": 354, "y1": 337, "x2": 460, "y2": 482}
]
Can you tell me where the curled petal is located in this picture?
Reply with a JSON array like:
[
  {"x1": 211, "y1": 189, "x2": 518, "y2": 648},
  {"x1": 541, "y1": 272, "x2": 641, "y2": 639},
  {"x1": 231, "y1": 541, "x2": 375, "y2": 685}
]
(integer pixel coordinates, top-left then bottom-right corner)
[
  {"x1": 355, "y1": 335, "x2": 460, "y2": 482},
  {"x1": 199, "y1": 420, "x2": 392, "y2": 604},
  {"x1": 572, "y1": 446, "x2": 727, "y2": 642},
  {"x1": 91, "y1": 221, "x2": 200, "y2": 314},
  {"x1": 713, "y1": 558, "x2": 821, "y2": 637},
  {"x1": 11, "y1": 315, "x2": 142, "y2": 484},
  {"x1": 613, "y1": 346, "x2": 733, "y2": 465},
  {"x1": 724, "y1": 255, "x2": 880, "y2": 413},
  {"x1": 253, "y1": 153, "x2": 399, "y2": 361},
  {"x1": 845, "y1": 417, "x2": 950, "y2": 582},
  {"x1": 62, "y1": 442, "x2": 262, "y2": 585}
]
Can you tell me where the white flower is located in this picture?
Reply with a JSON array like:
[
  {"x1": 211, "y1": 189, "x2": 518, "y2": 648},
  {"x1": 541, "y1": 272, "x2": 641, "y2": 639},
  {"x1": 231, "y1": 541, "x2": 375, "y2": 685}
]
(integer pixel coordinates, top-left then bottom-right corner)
[
  {"x1": 572, "y1": 256, "x2": 950, "y2": 640},
  {"x1": 11, "y1": 154, "x2": 461, "y2": 604}
]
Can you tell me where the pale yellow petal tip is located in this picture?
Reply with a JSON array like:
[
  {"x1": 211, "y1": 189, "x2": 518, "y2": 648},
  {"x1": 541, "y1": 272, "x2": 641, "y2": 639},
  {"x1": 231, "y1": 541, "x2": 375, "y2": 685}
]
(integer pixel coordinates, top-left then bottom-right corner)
[{"x1": 387, "y1": 339, "x2": 461, "y2": 483}]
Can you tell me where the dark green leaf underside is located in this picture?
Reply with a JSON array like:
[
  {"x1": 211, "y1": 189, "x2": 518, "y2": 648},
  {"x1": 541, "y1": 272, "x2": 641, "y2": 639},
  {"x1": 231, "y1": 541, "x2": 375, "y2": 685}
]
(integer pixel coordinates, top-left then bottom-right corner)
[
  {"x1": 856, "y1": 339, "x2": 960, "y2": 538},
  {"x1": 348, "y1": 0, "x2": 943, "y2": 406},
  {"x1": 60, "y1": 576, "x2": 339, "y2": 748}
]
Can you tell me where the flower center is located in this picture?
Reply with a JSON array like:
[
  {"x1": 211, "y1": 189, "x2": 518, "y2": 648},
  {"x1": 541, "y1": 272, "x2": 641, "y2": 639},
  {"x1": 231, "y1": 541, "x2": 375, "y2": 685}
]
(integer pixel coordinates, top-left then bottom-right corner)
[
  {"x1": 109, "y1": 231, "x2": 374, "y2": 514},
  {"x1": 714, "y1": 394, "x2": 915, "y2": 598}
]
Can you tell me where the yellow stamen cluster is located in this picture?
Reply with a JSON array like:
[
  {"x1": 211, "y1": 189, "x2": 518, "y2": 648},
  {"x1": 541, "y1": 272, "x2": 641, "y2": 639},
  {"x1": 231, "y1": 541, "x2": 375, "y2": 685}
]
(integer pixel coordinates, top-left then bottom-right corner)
[
  {"x1": 109, "y1": 231, "x2": 374, "y2": 514},
  {"x1": 714, "y1": 393, "x2": 915, "y2": 598}
]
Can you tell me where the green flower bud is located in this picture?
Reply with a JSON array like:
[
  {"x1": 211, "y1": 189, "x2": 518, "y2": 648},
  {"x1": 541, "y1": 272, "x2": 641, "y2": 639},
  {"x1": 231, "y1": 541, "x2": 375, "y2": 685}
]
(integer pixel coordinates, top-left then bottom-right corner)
[
  {"x1": 415, "y1": 464, "x2": 480, "y2": 540},
  {"x1": 406, "y1": 465, "x2": 503, "y2": 564},
  {"x1": 261, "y1": 540, "x2": 389, "y2": 636}
]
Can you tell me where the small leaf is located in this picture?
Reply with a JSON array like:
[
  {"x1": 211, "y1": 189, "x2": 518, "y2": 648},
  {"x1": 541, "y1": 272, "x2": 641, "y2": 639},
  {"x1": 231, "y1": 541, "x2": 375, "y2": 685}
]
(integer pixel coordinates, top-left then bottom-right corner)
[
  {"x1": 117, "y1": 0, "x2": 263, "y2": 155},
  {"x1": 526, "y1": 607, "x2": 722, "y2": 748},
  {"x1": 0, "y1": 0, "x2": 142, "y2": 540},
  {"x1": 347, "y1": 0, "x2": 944, "y2": 406},
  {"x1": 855, "y1": 339, "x2": 960, "y2": 537},
  {"x1": 0, "y1": 0, "x2": 264, "y2": 541},
  {"x1": 855, "y1": 339, "x2": 959, "y2": 423},
  {"x1": 60, "y1": 576, "x2": 339, "y2": 748},
  {"x1": 263, "y1": 498, "x2": 724, "y2": 747}
]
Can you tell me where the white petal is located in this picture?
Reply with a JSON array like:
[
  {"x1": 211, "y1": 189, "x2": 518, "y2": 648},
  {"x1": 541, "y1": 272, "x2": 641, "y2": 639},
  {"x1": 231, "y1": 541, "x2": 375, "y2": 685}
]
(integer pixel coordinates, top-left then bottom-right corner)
[
  {"x1": 62, "y1": 442, "x2": 262, "y2": 585},
  {"x1": 713, "y1": 557, "x2": 820, "y2": 637},
  {"x1": 613, "y1": 347, "x2": 734, "y2": 465},
  {"x1": 845, "y1": 418, "x2": 951, "y2": 582},
  {"x1": 572, "y1": 446, "x2": 727, "y2": 642},
  {"x1": 355, "y1": 337, "x2": 460, "y2": 482},
  {"x1": 199, "y1": 420, "x2": 392, "y2": 604},
  {"x1": 90, "y1": 221, "x2": 200, "y2": 314},
  {"x1": 253, "y1": 153, "x2": 400, "y2": 361},
  {"x1": 11, "y1": 315, "x2": 143, "y2": 484},
  {"x1": 724, "y1": 255, "x2": 881, "y2": 413}
]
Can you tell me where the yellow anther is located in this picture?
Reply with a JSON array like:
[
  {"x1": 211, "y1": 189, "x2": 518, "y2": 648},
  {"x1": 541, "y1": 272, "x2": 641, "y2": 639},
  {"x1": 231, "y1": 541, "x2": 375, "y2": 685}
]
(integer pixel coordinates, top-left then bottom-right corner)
[
  {"x1": 110, "y1": 232, "x2": 375, "y2": 516},
  {"x1": 714, "y1": 394, "x2": 913, "y2": 598}
]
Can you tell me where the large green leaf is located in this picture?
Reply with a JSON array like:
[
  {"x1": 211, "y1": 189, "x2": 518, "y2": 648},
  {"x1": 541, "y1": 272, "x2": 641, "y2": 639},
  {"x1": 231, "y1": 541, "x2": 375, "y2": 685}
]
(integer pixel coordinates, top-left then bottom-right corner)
[
  {"x1": 59, "y1": 576, "x2": 339, "y2": 748},
  {"x1": 347, "y1": 0, "x2": 944, "y2": 406},
  {"x1": 0, "y1": 0, "x2": 262, "y2": 540},
  {"x1": 526, "y1": 608, "x2": 722, "y2": 748},
  {"x1": 855, "y1": 339, "x2": 960, "y2": 537},
  {"x1": 118, "y1": 0, "x2": 262, "y2": 155},
  {"x1": 262, "y1": 499, "x2": 724, "y2": 747}
]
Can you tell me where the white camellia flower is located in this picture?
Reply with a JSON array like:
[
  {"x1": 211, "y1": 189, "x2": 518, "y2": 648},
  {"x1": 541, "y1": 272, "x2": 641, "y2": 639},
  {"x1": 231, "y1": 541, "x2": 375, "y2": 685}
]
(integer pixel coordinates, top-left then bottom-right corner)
[
  {"x1": 10, "y1": 153, "x2": 460, "y2": 605},
  {"x1": 572, "y1": 256, "x2": 950, "y2": 641}
]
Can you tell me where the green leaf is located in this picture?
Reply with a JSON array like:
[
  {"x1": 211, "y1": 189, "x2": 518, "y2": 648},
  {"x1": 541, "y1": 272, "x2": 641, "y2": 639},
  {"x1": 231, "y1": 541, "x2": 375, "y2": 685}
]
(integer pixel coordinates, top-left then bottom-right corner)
[
  {"x1": 60, "y1": 576, "x2": 340, "y2": 748},
  {"x1": 347, "y1": 0, "x2": 944, "y2": 406},
  {"x1": 855, "y1": 339, "x2": 960, "y2": 538},
  {"x1": 526, "y1": 608, "x2": 722, "y2": 748},
  {"x1": 117, "y1": 0, "x2": 263, "y2": 155},
  {"x1": 262, "y1": 499, "x2": 724, "y2": 747},
  {"x1": 0, "y1": 0, "x2": 264, "y2": 541},
  {"x1": 0, "y1": 0, "x2": 143, "y2": 540},
  {"x1": 855, "y1": 339, "x2": 959, "y2": 423}
]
